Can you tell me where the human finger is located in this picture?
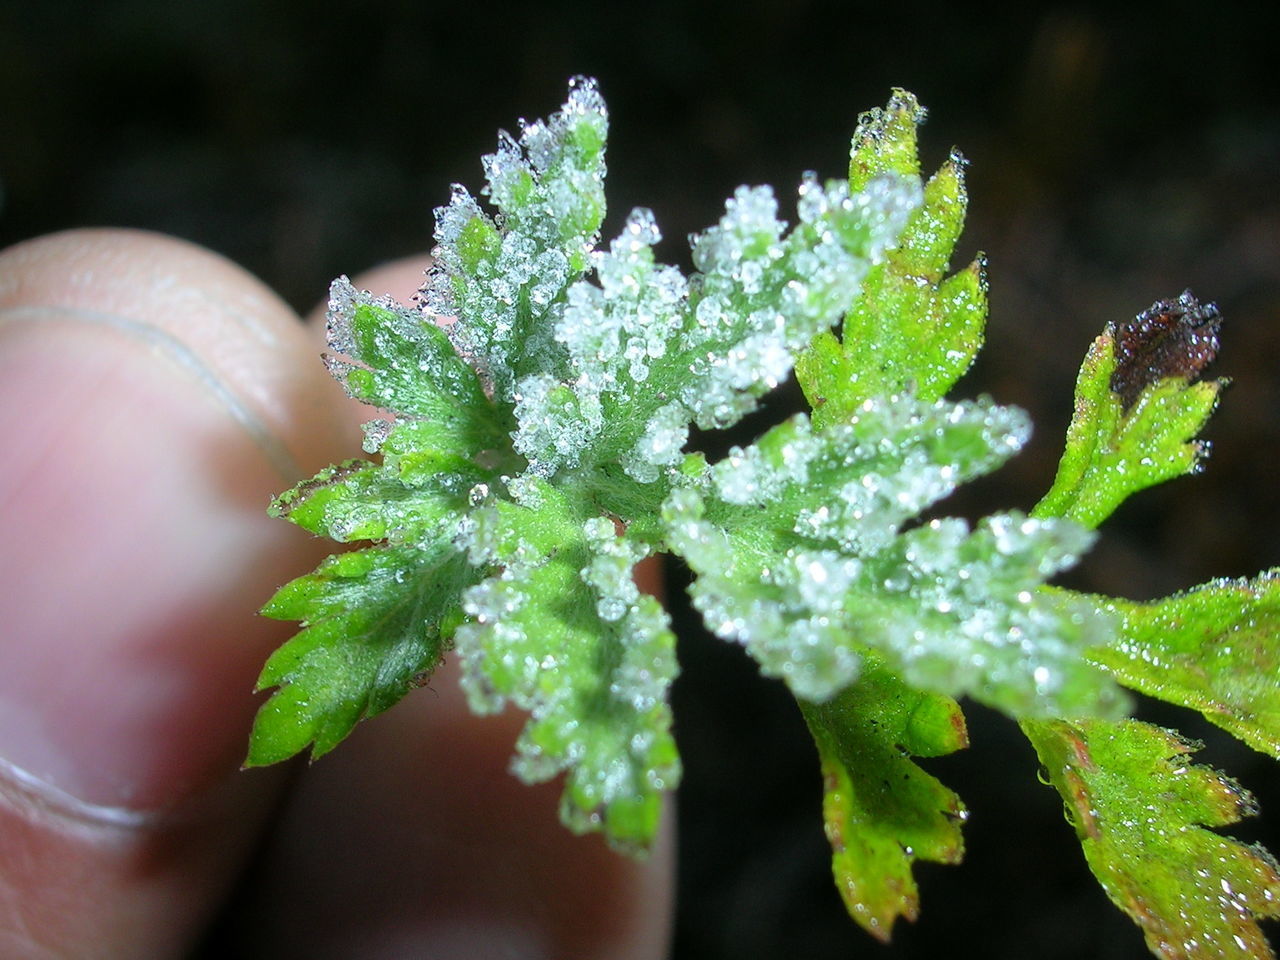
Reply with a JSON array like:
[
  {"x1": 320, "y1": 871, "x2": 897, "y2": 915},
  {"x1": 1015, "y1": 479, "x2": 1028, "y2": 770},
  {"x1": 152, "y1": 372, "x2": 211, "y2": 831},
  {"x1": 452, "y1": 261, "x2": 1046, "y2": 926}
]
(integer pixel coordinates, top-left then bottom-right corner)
[
  {"x1": 208, "y1": 256, "x2": 675, "y2": 959},
  {"x1": 0, "y1": 229, "x2": 352, "y2": 957}
]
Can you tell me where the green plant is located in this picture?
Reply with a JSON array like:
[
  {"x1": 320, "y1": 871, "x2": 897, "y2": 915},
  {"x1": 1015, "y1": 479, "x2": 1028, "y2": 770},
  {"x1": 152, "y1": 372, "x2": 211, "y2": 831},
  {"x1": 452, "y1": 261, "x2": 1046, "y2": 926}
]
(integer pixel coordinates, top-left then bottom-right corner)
[{"x1": 248, "y1": 78, "x2": 1280, "y2": 957}]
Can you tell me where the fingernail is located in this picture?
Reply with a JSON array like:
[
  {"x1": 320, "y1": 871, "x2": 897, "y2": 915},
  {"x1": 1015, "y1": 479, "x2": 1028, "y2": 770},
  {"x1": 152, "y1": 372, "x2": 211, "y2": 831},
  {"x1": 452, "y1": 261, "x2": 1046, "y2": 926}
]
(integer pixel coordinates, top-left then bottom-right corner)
[{"x1": 0, "y1": 308, "x2": 308, "y2": 815}]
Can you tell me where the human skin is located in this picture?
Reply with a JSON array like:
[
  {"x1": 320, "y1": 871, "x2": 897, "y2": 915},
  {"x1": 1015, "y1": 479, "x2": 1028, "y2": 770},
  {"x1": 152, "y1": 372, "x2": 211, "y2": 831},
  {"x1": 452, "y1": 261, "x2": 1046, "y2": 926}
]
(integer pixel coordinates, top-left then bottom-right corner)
[{"x1": 0, "y1": 229, "x2": 672, "y2": 959}]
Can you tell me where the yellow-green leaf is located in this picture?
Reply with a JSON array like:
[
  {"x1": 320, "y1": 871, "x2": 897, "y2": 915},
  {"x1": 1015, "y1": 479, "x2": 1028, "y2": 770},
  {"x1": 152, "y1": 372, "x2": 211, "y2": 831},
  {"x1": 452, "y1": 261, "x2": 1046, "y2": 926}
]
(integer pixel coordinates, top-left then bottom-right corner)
[
  {"x1": 798, "y1": 90, "x2": 984, "y2": 424},
  {"x1": 1024, "y1": 717, "x2": 1280, "y2": 960},
  {"x1": 1089, "y1": 572, "x2": 1280, "y2": 758},
  {"x1": 800, "y1": 656, "x2": 968, "y2": 940}
]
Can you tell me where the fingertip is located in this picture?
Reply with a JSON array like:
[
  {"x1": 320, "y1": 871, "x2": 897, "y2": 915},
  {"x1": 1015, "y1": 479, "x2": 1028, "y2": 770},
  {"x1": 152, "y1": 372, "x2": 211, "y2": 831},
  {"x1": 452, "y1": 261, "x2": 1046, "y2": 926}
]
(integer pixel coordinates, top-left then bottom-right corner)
[
  {"x1": 228, "y1": 252, "x2": 675, "y2": 958},
  {"x1": 1, "y1": 228, "x2": 350, "y2": 480},
  {"x1": 216, "y1": 661, "x2": 675, "y2": 960},
  {"x1": 0, "y1": 229, "x2": 352, "y2": 955},
  {"x1": 285, "y1": 252, "x2": 674, "y2": 957}
]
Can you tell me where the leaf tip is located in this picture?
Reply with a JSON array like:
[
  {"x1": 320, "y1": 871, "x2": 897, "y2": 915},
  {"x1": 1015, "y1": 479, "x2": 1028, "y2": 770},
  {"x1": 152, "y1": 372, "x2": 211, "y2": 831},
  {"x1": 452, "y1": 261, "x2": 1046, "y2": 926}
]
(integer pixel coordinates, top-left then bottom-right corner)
[{"x1": 1108, "y1": 289, "x2": 1222, "y2": 412}]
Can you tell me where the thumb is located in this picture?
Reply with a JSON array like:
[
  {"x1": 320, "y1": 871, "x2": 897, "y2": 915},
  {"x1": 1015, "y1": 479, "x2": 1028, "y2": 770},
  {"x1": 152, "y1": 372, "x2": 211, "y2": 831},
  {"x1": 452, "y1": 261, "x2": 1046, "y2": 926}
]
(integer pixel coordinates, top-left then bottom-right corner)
[{"x1": 0, "y1": 229, "x2": 349, "y2": 957}]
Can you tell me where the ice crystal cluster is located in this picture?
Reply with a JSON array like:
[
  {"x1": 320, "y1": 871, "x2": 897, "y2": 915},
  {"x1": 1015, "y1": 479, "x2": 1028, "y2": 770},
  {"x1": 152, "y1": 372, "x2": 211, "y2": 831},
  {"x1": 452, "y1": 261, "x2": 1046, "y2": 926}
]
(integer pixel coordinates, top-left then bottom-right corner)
[
  {"x1": 665, "y1": 401, "x2": 1110, "y2": 711},
  {"x1": 253, "y1": 80, "x2": 1280, "y2": 957}
]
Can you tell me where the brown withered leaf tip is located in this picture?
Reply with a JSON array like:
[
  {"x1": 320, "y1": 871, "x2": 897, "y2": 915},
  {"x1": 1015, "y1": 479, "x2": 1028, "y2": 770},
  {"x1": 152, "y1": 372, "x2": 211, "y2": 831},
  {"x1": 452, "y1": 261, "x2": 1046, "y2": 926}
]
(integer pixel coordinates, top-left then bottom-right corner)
[{"x1": 1108, "y1": 289, "x2": 1221, "y2": 412}]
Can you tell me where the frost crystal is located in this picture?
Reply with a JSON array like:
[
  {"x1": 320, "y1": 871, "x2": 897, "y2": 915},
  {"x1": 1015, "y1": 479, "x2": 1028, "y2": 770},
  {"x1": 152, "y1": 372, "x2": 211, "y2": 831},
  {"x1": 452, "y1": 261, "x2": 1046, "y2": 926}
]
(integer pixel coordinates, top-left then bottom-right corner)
[
  {"x1": 677, "y1": 176, "x2": 921, "y2": 432},
  {"x1": 258, "y1": 81, "x2": 1130, "y2": 864},
  {"x1": 665, "y1": 396, "x2": 1122, "y2": 716},
  {"x1": 508, "y1": 172, "x2": 921, "y2": 479},
  {"x1": 422, "y1": 77, "x2": 608, "y2": 403},
  {"x1": 451, "y1": 480, "x2": 679, "y2": 849}
]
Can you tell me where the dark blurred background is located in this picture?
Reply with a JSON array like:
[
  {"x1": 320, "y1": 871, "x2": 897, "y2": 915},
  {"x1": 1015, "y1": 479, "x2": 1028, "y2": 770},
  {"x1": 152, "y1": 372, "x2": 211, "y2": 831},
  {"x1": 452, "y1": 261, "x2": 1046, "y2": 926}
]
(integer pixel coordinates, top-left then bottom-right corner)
[{"x1": 3, "y1": 2, "x2": 1277, "y2": 957}]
